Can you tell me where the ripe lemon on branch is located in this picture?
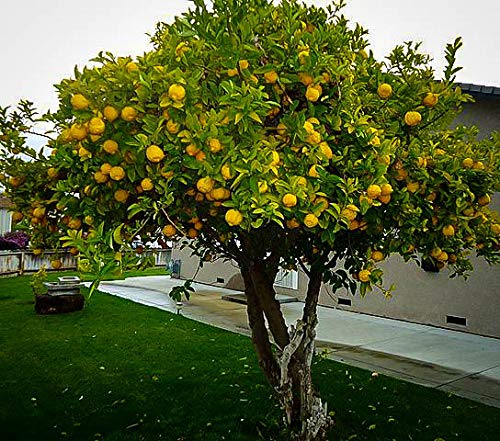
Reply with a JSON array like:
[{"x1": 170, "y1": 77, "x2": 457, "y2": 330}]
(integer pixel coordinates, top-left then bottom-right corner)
[
  {"x1": 225, "y1": 209, "x2": 243, "y2": 227},
  {"x1": 146, "y1": 145, "x2": 165, "y2": 163},
  {"x1": 168, "y1": 84, "x2": 186, "y2": 102},
  {"x1": 71, "y1": 94, "x2": 90, "y2": 110}
]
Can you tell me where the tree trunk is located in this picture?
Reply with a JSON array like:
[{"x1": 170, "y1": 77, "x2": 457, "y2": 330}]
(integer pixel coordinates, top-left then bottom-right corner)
[{"x1": 242, "y1": 263, "x2": 334, "y2": 440}]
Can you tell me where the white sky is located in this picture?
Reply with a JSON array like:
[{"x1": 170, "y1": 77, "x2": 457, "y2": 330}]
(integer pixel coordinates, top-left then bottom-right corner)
[{"x1": 0, "y1": 0, "x2": 498, "y2": 113}]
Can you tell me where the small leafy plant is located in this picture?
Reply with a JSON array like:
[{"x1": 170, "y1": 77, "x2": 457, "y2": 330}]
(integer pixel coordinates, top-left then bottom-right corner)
[{"x1": 30, "y1": 265, "x2": 47, "y2": 296}]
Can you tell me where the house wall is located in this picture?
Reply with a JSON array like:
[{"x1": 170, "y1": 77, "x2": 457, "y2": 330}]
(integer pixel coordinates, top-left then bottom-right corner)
[
  {"x1": 0, "y1": 209, "x2": 12, "y2": 235},
  {"x1": 172, "y1": 97, "x2": 500, "y2": 338},
  {"x1": 453, "y1": 96, "x2": 500, "y2": 138}
]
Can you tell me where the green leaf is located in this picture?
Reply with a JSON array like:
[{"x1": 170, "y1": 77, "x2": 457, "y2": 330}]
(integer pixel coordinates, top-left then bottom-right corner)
[
  {"x1": 248, "y1": 111, "x2": 263, "y2": 124},
  {"x1": 113, "y1": 224, "x2": 125, "y2": 246}
]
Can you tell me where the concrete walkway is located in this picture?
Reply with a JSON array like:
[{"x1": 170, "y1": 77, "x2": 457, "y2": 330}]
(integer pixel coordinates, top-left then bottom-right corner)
[{"x1": 96, "y1": 275, "x2": 500, "y2": 408}]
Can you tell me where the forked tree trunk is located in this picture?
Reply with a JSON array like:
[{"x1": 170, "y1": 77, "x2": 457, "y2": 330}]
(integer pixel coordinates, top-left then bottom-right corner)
[{"x1": 241, "y1": 263, "x2": 334, "y2": 440}]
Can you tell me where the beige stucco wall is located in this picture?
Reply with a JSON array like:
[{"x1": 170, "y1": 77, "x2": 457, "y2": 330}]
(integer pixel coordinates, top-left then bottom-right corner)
[{"x1": 453, "y1": 96, "x2": 500, "y2": 138}]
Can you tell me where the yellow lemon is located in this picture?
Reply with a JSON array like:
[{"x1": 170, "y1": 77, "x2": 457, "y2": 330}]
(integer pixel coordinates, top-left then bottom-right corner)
[
  {"x1": 141, "y1": 178, "x2": 154, "y2": 191},
  {"x1": 227, "y1": 68, "x2": 239, "y2": 77},
  {"x1": 491, "y1": 224, "x2": 500, "y2": 235},
  {"x1": 303, "y1": 121, "x2": 315, "y2": 134},
  {"x1": 258, "y1": 181, "x2": 268, "y2": 193},
  {"x1": 264, "y1": 70, "x2": 278, "y2": 84},
  {"x1": 473, "y1": 161, "x2": 485, "y2": 170},
  {"x1": 358, "y1": 269, "x2": 371, "y2": 282},
  {"x1": 168, "y1": 84, "x2": 186, "y2": 101},
  {"x1": 162, "y1": 224, "x2": 177, "y2": 238},
  {"x1": 442, "y1": 225, "x2": 455, "y2": 237},
  {"x1": 238, "y1": 59, "x2": 249, "y2": 70},
  {"x1": 146, "y1": 145, "x2": 165, "y2": 163},
  {"x1": 404, "y1": 111, "x2": 422, "y2": 126},
  {"x1": 195, "y1": 151, "x2": 206, "y2": 161},
  {"x1": 100, "y1": 163, "x2": 113, "y2": 175},
  {"x1": 210, "y1": 188, "x2": 230, "y2": 201},
  {"x1": 88, "y1": 117, "x2": 106, "y2": 135},
  {"x1": 367, "y1": 184, "x2": 382, "y2": 199},
  {"x1": 306, "y1": 131, "x2": 321, "y2": 145},
  {"x1": 437, "y1": 251, "x2": 448, "y2": 262},
  {"x1": 304, "y1": 213, "x2": 318, "y2": 228},
  {"x1": 349, "y1": 219, "x2": 360, "y2": 230},
  {"x1": 103, "y1": 105, "x2": 119, "y2": 122},
  {"x1": 185, "y1": 144, "x2": 200, "y2": 156},
  {"x1": 94, "y1": 171, "x2": 109, "y2": 184},
  {"x1": 380, "y1": 183, "x2": 393, "y2": 196},
  {"x1": 286, "y1": 218, "x2": 300, "y2": 229},
  {"x1": 109, "y1": 166, "x2": 126, "y2": 181},
  {"x1": 305, "y1": 85, "x2": 321, "y2": 102},
  {"x1": 221, "y1": 164, "x2": 232, "y2": 180},
  {"x1": 282, "y1": 193, "x2": 297, "y2": 207},
  {"x1": 378, "y1": 194, "x2": 391, "y2": 204},
  {"x1": 78, "y1": 146, "x2": 91, "y2": 159},
  {"x1": 68, "y1": 218, "x2": 82, "y2": 230},
  {"x1": 103, "y1": 139, "x2": 119, "y2": 154},
  {"x1": 342, "y1": 209, "x2": 357, "y2": 221},
  {"x1": 208, "y1": 138, "x2": 223, "y2": 153},
  {"x1": 225, "y1": 209, "x2": 243, "y2": 226},
  {"x1": 33, "y1": 207, "x2": 46, "y2": 219},
  {"x1": 478, "y1": 195, "x2": 491, "y2": 206},
  {"x1": 70, "y1": 123, "x2": 88, "y2": 141},
  {"x1": 298, "y1": 49, "x2": 310, "y2": 64},
  {"x1": 12, "y1": 211, "x2": 24, "y2": 222},
  {"x1": 377, "y1": 83, "x2": 392, "y2": 99},
  {"x1": 71, "y1": 94, "x2": 90, "y2": 110},
  {"x1": 314, "y1": 197, "x2": 329, "y2": 212},
  {"x1": 114, "y1": 189, "x2": 129, "y2": 203},
  {"x1": 166, "y1": 120, "x2": 180, "y2": 134},
  {"x1": 121, "y1": 106, "x2": 137, "y2": 122},
  {"x1": 51, "y1": 259, "x2": 63, "y2": 270},
  {"x1": 298, "y1": 72, "x2": 314, "y2": 86},
  {"x1": 371, "y1": 250, "x2": 384, "y2": 262},
  {"x1": 319, "y1": 142, "x2": 333, "y2": 159},
  {"x1": 196, "y1": 177, "x2": 215, "y2": 194},
  {"x1": 276, "y1": 123, "x2": 287, "y2": 136},
  {"x1": 126, "y1": 61, "x2": 139, "y2": 73},
  {"x1": 407, "y1": 182, "x2": 420, "y2": 193},
  {"x1": 422, "y1": 92, "x2": 438, "y2": 107},
  {"x1": 308, "y1": 165, "x2": 319, "y2": 178},
  {"x1": 296, "y1": 177, "x2": 307, "y2": 187},
  {"x1": 462, "y1": 157, "x2": 474, "y2": 168},
  {"x1": 430, "y1": 247, "x2": 442, "y2": 258}
]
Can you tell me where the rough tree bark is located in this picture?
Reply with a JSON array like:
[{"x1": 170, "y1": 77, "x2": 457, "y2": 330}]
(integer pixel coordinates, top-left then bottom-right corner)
[{"x1": 241, "y1": 260, "x2": 334, "y2": 440}]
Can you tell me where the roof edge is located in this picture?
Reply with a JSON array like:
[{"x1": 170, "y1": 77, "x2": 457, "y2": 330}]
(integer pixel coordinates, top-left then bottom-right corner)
[{"x1": 455, "y1": 82, "x2": 500, "y2": 97}]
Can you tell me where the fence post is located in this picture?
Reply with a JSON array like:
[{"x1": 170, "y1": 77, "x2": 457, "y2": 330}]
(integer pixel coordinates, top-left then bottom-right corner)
[{"x1": 19, "y1": 251, "x2": 24, "y2": 275}]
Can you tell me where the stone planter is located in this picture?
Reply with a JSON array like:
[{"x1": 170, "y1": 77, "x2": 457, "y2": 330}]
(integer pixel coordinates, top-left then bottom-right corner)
[{"x1": 35, "y1": 276, "x2": 84, "y2": 314}]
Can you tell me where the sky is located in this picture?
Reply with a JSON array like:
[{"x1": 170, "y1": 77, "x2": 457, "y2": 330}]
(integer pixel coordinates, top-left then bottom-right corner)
[{"x1": 0, "y1": 0, "x2": 499, "y2": 114}]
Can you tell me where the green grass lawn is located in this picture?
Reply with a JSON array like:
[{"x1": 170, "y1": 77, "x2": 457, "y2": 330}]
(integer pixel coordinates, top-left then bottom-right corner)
[{"x1": 1, "y1": 273, "x2": 499, "y2": 441}]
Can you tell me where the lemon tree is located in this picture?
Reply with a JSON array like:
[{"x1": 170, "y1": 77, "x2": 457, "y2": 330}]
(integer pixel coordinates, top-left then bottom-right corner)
[{"x1": 1, "y1": 0, "x2": 500, "y2": 439}]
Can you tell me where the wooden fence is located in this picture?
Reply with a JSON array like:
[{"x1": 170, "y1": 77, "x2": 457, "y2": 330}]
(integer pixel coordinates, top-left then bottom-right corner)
[{"x1": 0, "y1": 249, "x2": 172, "y2": 276}]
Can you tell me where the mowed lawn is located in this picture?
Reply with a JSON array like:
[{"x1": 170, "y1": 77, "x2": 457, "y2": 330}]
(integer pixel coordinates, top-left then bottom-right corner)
[{"x1": 1, "y1": 273, "x2": 499, "y2": 441}]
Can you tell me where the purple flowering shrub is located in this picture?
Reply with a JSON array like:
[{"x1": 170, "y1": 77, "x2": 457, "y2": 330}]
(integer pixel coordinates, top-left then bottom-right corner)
[{"x1": 0, "y1": 231, "x2": 30, "y2": 250}]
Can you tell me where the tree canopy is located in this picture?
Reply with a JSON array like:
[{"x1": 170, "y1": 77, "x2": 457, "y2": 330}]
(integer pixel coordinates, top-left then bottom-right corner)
[{"x1": 1, "y1": 0, "x2": 499, "y2": 438}]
